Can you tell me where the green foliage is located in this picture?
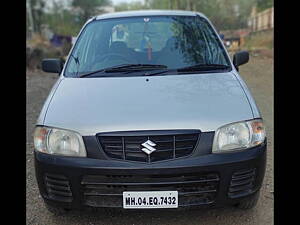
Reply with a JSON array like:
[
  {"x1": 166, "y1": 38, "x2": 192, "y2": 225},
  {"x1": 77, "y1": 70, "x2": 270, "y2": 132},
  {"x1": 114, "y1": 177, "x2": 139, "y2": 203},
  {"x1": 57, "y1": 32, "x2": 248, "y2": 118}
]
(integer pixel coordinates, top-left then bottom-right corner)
[
  {"x1": 35, "y1": 0, "x2": 113, "y2": 37},
  {"x1": 114, "y1": 0, "x2": 258, "y2": 30},
  {"x1": 243, "y1": 29, "x2": 273, "y2": 50},
  {"x1": 43, "y1": 10, "x2": 81, "y2": 36},
  {"x1": 256, "y1": 0, "x2": 273, "y2": 12},
  {"x1": 28, "y1": 0, "x2": 46, "y2": 33},
  {"x1": 145, "y1": 0, "x2": 170, "y2": 9},
  {"x1": 115, "y1": 1, "x2": 147, "y2": 11},
  {"x1": 29, "y1": 0, "x2": 273, "y2": 38},
  {"x1": 72, "y1": 0, "x2": 112, "y2": 23}
]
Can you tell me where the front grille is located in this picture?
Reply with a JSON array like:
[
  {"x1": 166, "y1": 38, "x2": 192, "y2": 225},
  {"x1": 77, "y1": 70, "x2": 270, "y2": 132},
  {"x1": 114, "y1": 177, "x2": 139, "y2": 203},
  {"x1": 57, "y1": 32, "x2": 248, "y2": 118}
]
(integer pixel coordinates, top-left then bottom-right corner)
[
  {"x1": 98, "y1": 130, "x2": 200, "y2": 162},
  {"x1": 81, "y1": 173, "x2": 219, "y2": 207},
  {"x1": 44, "y1": 173, "x2": 73, "y2": 202},
  {"x1": 228, "y1": 168, "x2": 256, "y2": 198}
]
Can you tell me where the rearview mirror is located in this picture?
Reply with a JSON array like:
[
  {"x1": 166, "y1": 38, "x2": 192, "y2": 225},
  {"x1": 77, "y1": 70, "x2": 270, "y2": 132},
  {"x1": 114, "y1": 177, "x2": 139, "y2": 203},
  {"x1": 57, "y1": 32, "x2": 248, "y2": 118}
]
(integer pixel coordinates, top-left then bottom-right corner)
[
  {"x1": 233, "y1": 51, "x2": 249, "y2": 70},
  {"x1": 42, "y1": 58, "x2": 63, "y2": 74}
]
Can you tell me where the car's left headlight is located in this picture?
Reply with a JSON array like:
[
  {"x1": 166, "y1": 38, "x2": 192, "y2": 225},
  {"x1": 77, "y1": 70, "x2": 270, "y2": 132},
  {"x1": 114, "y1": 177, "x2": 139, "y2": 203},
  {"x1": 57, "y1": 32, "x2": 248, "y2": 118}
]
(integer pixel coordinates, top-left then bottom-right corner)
[
  {"x1": 33, "y1": 126, "x2": 86, "y2": 157},
  {"x1": 212, "y1": 119, "x2": 266, "y2": 153}
]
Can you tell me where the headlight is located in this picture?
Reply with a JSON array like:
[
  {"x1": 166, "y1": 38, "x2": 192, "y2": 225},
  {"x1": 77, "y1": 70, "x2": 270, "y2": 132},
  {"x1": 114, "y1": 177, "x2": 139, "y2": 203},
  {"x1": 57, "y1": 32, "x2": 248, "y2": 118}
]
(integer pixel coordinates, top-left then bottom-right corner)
[
  {"x1": 212, "y1": 119, "x2": 266, "y2": 153},
  {"x1": 33, "y1": 126, "x2": 86, "y2": 157}
]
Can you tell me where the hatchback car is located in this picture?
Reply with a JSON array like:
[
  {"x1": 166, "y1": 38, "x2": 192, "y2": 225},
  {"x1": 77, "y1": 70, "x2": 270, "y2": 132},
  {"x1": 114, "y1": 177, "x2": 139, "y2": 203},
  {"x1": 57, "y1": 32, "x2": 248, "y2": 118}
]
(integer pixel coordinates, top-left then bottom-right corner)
[{"x1": 34, "y1": 10, "x2": 266, "y2": 214}]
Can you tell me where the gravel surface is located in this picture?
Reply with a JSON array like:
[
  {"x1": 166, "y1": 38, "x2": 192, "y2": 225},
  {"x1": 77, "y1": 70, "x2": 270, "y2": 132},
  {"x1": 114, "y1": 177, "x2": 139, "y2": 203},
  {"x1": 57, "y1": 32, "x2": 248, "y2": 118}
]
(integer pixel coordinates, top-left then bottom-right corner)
[{"x1": 26, "y1": 54, "x2": 273, "y2": 225}]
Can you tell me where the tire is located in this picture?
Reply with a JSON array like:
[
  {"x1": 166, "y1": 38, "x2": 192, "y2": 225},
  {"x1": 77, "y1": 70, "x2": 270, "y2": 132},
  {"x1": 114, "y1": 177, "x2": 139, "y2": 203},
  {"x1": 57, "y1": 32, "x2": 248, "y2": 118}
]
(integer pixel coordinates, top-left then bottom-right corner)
[
  {"x1": 235, "y1": 191, "x2": 260, "y2": 210},
  {"x1": 44, "y1": 201, "x2": 71, "y2": 215}
]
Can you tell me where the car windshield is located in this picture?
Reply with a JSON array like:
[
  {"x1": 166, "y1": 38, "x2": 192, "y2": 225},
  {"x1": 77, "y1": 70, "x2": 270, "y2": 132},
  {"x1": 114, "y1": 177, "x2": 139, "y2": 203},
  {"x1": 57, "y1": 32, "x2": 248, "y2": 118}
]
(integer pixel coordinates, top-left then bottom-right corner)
[{"x1": 64, "y1": 15, "x2": 231, "y2": 77}]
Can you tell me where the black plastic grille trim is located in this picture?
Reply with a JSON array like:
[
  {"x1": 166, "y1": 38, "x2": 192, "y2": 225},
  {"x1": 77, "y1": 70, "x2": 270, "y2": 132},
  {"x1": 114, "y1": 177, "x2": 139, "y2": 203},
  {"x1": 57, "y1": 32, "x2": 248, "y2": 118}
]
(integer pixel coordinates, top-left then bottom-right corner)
[
  {"x1": 44, "y1": 173, "x2": 73, "y2": 202},
  {"x1": 97, "y1": 130, "x2": 200, "y2": 163},
  {"x1": 81, "y1": 173, "x2": 219, "y2": 207},
  {"x1": 228, "y1": 168, "x2": 256, "y2": 198}
]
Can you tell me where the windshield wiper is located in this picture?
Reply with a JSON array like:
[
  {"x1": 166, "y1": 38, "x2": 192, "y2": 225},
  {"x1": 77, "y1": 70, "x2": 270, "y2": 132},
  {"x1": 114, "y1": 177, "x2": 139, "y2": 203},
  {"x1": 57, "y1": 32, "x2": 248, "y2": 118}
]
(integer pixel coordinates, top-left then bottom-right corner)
[
  {"x1": 143, "y1": 69, "x2": 176, "y2": 76},
  {"x1": 177, "y1": 64, "x2": 230, "y2": 72},
  {"x1": 106, "y1": 64, "x2": 168, "y2": 71},
  {"x1": 79, "y1": 64, "x2": 168, "y2": 78}
]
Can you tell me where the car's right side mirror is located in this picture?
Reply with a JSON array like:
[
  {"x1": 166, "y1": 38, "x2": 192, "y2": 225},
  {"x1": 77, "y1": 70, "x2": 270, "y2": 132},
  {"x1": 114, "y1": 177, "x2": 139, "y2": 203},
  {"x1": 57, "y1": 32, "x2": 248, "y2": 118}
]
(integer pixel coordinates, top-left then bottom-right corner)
[
  {"x1": 233, "y1": 51, "x2": 249, "y2": 71},
  {"x1": 42, "y1": 58, "x2": 64, "y2": 74}
]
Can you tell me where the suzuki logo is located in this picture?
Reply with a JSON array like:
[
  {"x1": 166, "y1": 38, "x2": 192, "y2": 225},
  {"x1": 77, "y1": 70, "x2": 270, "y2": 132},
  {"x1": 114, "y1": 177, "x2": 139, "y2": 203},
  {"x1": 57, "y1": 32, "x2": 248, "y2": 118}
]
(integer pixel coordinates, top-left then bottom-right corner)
[{"x1": 141, "y1": 140, "x2": 157, "y2": 155}]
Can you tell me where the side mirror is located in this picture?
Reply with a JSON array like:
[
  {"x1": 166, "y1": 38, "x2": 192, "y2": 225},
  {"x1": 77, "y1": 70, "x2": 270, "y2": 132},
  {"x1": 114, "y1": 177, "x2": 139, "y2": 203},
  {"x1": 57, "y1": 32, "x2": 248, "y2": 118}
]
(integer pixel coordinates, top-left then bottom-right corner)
[
  {"x1": 233, "y1": 51, "x2": 249, "y2": 70},
  {"x1": 42, "y1": 58, "x2": 63, "y2": 74}
]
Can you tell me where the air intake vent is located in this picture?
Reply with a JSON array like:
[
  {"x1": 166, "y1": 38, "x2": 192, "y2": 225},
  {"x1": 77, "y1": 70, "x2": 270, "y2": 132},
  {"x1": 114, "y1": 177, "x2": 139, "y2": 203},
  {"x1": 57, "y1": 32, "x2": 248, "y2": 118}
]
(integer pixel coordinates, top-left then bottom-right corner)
[
  {"x1": 228, "y1": 168, "x2": 256, "y2": 198},
  {"x1": 81, "y1": 172, "x2": 219, "y2": 207},
  {"x1": 97, "y1": 130, "x2": 200, "y2": 163},
  {"x1": 44, "y1": 173, "x2": 73, "y2": 202}
]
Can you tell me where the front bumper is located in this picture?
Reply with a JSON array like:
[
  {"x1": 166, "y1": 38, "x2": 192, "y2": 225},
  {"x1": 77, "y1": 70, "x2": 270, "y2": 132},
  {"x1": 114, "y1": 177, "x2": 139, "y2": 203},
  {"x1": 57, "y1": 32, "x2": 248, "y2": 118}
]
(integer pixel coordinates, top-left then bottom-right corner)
[{"x1": 34, "y1": 143, "x2": 266, "y2": 209}]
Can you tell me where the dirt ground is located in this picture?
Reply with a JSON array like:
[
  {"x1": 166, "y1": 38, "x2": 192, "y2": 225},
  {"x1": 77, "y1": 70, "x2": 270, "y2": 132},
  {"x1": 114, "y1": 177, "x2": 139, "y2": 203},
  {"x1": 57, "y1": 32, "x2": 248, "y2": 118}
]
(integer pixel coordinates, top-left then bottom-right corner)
[{"x1": 26, "y1": 53, "x2": 273, "y2": 225}]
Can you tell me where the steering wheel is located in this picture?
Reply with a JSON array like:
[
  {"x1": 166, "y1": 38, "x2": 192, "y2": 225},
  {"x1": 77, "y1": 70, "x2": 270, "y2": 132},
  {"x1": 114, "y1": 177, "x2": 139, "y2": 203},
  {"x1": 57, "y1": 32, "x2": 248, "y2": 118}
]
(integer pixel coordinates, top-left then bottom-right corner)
[
  {"x1": 90, "y1": 53, "x2": 134, "y2": 71},
  {"x1": 98, "y1": 53, "x2": 132, "y2": 63}
]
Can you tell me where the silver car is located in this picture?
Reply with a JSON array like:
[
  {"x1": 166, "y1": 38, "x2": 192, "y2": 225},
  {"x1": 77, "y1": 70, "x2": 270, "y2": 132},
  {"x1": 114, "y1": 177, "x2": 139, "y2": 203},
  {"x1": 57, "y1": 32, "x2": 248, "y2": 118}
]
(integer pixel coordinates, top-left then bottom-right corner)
[{"x1": 34, "y1": 10, "x2": 266, "y2": 214}]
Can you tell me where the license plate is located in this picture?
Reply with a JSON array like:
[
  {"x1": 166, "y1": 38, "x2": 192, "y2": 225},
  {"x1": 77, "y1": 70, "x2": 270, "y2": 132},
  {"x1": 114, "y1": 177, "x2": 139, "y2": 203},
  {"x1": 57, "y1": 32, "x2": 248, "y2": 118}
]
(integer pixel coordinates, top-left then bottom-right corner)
[{"x1": 123, "y1": 191, "x2": 178, "y2": 209}]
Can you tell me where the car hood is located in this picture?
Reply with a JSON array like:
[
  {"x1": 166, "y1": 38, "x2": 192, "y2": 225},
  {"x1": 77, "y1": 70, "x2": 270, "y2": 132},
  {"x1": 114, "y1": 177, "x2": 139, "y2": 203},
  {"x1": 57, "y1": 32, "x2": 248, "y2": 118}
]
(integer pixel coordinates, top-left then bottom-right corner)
[{"x1": 43, "y1": 72, "x2": 254, "y2": 135}]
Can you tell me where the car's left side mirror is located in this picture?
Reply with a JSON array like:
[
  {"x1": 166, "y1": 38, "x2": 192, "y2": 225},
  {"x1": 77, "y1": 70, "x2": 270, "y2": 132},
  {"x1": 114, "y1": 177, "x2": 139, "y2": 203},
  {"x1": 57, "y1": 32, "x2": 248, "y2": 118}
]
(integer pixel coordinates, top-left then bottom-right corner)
[
  {"x1": 233, "y1": 51, "x2": 249, "y2": 71},
  {"x1": 42, "y1": 58, "x2": 64, "y2": 74}
]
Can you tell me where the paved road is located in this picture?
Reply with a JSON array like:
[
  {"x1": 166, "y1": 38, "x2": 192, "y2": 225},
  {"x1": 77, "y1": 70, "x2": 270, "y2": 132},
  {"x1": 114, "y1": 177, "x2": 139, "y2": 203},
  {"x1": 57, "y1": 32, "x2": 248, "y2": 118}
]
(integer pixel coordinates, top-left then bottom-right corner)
[{"x1": 26, "y1": 53, "x2": 273, "y2": 225}]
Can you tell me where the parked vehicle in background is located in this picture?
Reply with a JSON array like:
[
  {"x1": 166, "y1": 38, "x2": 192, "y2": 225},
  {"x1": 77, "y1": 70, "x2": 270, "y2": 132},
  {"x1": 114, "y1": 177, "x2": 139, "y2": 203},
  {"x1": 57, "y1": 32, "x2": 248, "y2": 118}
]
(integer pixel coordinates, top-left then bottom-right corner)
[{"x1": 34, "y1": 10, "x2": 266, "y2": 214}]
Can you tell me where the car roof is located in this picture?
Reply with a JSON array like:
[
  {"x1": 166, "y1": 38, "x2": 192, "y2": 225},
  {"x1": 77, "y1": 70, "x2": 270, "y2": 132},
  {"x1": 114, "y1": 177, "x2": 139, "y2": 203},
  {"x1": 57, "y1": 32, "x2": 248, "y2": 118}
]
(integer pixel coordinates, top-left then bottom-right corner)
[{"x1": 95, "y1": 10, "x2": 207, "y2": 20}]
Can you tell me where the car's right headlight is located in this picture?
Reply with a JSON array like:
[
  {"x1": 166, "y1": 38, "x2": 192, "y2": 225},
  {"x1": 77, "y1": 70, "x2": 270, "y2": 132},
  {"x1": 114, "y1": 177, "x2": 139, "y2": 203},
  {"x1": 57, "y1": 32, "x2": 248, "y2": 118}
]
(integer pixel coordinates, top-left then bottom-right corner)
[
  {"x1": 212, "y1": 119, "x2": 266, "y2": 153},
  {"x1": 33, "y1": 126, "x2": 86, "y2": 157}
]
